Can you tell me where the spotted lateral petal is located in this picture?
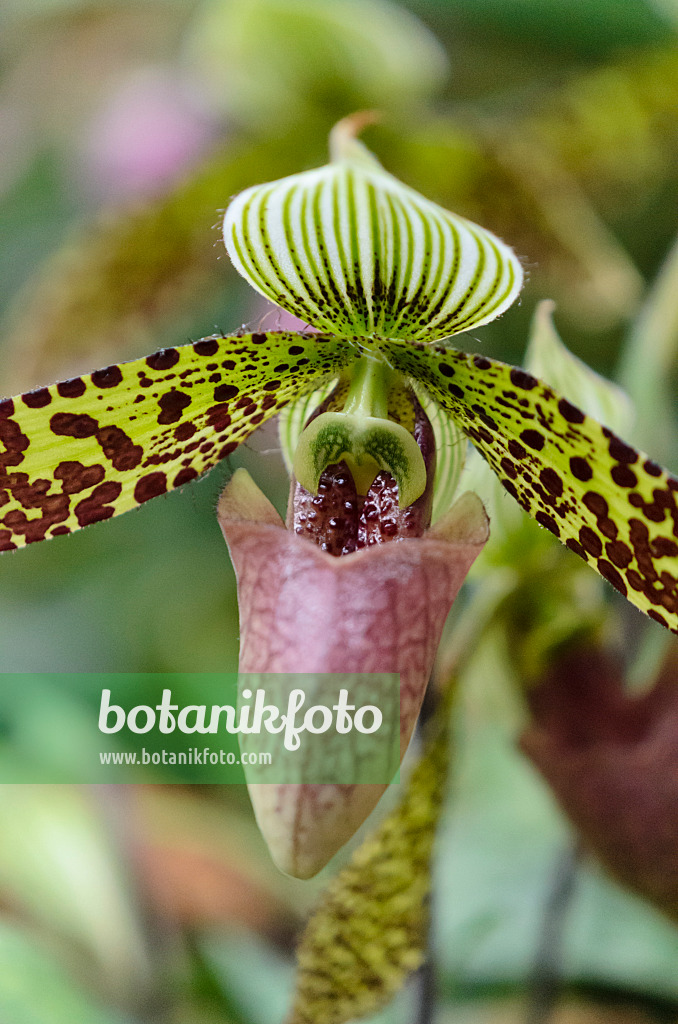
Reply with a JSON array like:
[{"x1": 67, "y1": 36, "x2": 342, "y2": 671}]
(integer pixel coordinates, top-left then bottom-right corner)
[
  {"x1": 223, "y1": 139, "x2": 523, "y2": 342},
  {"x1": 376, "y1": 338, "x2": 678, "y2": 634},
  {"x1": 0, "y1": 331, "x2": 352, "y2": 550}
]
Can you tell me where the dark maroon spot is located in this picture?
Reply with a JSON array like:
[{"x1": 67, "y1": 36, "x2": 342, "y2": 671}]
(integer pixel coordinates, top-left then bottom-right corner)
[
  {"x1": 56, "y1": 378, "x2": 86, "y2": 399},
  {"x1": 263, "y1": 380, "x2": 281, "y2": 392},
  {"x1": 626, "y1": 569, "x2": 645, "y2": 591},
  {"x1": 193, "y1": 339, "x2": 219, "y2": 356},
  {"x1": 74, "y1": 482, "x2": 122, "y2": 526},
  {"x1": 536, "y1": 511, "x2": 560, "y2": 536},
  {"x1": 520, "y1": 429, "x2": 544, "y2": 451},
  {"x1": 51, "y1": 413, "x2": 99, "y2": 438},
  {"x1": 251, "y1": 333, "x2": 267, "y2": 345},
  {"x1": 55, "y1": 460, "x2": 105, "y2": 494},
  {"x1": 448, "y1": 383, "x2": 464, "y2": 399},
  {"x1": 608, "y1": 436, "x2": 637, "y2": 464},
  {"x1": 644, "y1": 459, "x2": 662, "y2": 477},
  {"x1": 0, "y1": 530, "x2": 17, "y2": 551},
  {"x1": 648, "y1": 609, "x2": 668, "y2": 628},
  {"x1": 213, "y1": 383, "x2": 239, "y2": 402},
  {"x1": 134, "y1": 473, "x2": 167, "y2": 503},
  {"x1": 566, "y1": 537, "x2": 587, "y2": 559},
  {"x1": 96, "y1": 426, "x2": 143, "y2": 471},
  {"x1": 598, "y1": 517, "x2": 618, "y2": 540},
  {"x1": 173, "y1": 468, "x2": 198, "y2": 487},
  {"x1": 597, "y1": 558, "x2": 627, "y2": 596},
  {"x1": 221, "y1": 360, "x2": 235, "y2": 371},
  {"x1": 146, "y1": 348, "x2": 180, "y2": 371},
  {"x1": 558, "y1": 398, "x2": 585, "y2": 424},
  {"x1": 500, "y1": 457, "x2": 517, "y2": 480},
  {"x1": 539, "y1": 467, "x2": 563, "y2": 497},
  {"x1": 606, "y1": 540, "x2": 632, "y2": 568},
  {"x1": 569, "y1": 456, "x2": 592, "y2": 482},
  {"x1": 91, "y1": 365, "x2": 123, "y2": 389},
  {"x1": 583, "y1": 491, "x2": 608, "y2": 518},
  {"x1": 501, "y1": 478, "x2": 519, "y2": 500},
  {"x1": 273, "y1": 362, "x2": 289, "y2": 373},
  {"x1": 157, "y1": 389, "x2": 192, "y2": 425},
  {"x1": 289, "y1": 345, "x2": 304, "y2": 355},
  {"x1": 174, "y1": 422, "x2": 197, "y2": 442},
  {"x1": 219, "y1": 442, "x2": 238, "y2": 458},
  {"x1": 508, "y1": 439, "x2": 527, "y2": 460},
  {"x1": 439, "y1": 363, "x2": 455, "y2": 377},
  {"x1": 0, "y1": 399, "x2": 15, "y2": 418},
  {"x1": 510, "y1": 368, "x2": 537, "y2": 390},
  {"x1": 22, "y1": 388, "x2": 51, "y2": 409},
  {"x1": 51, "y1": 526, "x2": 70, "y2": 536},
  {"x1": 0, "y1": 419, "x2": 30, "y2": 469},
  {"x1": 652, "y1": 537, "x2": 678, "y2": 558},
  {"x1": 579, "y1": 525, "x2": 603, "y2": 557},
  {"x1": 611, "y1": 464, "x2": 638, "y2": 488},
  {"x1": 473, "y1": 356, "x2": 491, "y2": 370}
]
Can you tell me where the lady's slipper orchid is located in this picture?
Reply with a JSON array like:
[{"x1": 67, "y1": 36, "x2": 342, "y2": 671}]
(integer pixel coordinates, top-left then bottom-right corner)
[{"x1": 0, "y1": 121, "x2": 677, "y2": 672}]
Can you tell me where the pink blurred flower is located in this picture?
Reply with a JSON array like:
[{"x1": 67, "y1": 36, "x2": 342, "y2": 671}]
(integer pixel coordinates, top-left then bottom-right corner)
[{"x1": 84, "y1": 67, "x2": 217, "y2": 201}]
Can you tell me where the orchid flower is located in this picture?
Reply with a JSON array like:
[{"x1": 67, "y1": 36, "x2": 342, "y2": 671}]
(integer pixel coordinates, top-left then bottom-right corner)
[{"x1": 1, "y1": 116, "x2": 677, "y2": 640}]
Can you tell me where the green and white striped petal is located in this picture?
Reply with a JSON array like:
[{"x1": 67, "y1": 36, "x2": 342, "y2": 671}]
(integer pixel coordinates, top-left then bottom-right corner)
[{"x1": 223, "y1": 120, "x2": 523, "y2": 342}]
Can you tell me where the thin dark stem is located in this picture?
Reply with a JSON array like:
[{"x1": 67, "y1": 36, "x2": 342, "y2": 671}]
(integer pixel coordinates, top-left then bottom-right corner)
[
  {"x1": 414, "y1": 950, "x2": 436, "y2": 1024},
  {"x1": 524, "y1": 840, "x2": 582, "y2": 1024}
]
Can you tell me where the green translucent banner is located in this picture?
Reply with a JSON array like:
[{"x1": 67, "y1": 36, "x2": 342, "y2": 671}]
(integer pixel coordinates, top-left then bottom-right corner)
[{"x1": 0, "y1": 673, "x2": 401, "y2": 784}]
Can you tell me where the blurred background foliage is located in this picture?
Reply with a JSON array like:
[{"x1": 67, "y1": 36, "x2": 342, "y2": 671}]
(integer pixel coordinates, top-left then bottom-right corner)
[{"x1": 1, "y1": 0, "x2": 678, "y2": 1020}]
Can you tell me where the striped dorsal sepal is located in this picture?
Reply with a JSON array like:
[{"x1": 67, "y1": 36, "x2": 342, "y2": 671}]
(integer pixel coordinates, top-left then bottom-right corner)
[
  {"x1": 377, "y1": 337, "x2": 678, "y2": 634},
  {"x1": 223, "y1": 117, "x2": 523, "y2": 343},
  {"x1": 0, "y1": 331, "x2": 353, "y2": 550}
]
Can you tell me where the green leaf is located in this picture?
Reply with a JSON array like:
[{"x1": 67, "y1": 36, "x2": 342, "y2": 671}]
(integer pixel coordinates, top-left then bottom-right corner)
[
  {"x1": 223, "y1": 124, "x2": 523, "y2": 342},
  {"x1": 525, "y1": 300, "x2": 633, "y2": 433},
  {"x1": 0, "y1": 331, "x2": 352, "y2": 550},
  {"x1": 618, "y1": 233, "x2": 678, "y2": 464},
  {"x1": 0, "y1": 921, "x2": 133, "y2": 1024},
  {"x1": 287, "y1": 686, "x2": 453, "y2": 1024},
  {"x1": 186, "y1": 0, "x2": 449, "y2": 126},
  {"x1": 376, "y1": 337, "x2": 678, "y2": 634}
]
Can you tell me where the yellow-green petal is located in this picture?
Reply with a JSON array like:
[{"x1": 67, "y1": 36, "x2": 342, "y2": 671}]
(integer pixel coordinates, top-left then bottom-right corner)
[
  {"x1": 0, "y1": 331, "x2": 353, "y2": 550},
  {"x1": 376, "y1": 337, "x2": 678, "y2": 634}
]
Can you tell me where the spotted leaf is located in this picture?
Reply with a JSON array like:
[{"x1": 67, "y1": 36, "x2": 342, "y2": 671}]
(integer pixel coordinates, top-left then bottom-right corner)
[
  {"x1": 375, "y1": 337, "x2": 678, "y2": 634},
  {"x1": 0, "y1": 331, "x2": 353, "y2": 550}
]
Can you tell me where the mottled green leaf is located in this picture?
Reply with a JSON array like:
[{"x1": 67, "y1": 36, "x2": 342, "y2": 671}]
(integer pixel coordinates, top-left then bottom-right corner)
[
  {"x1": 287, "y1": 687, "x2": 452, "y2": 1024},
  {"x1": 0, "y1": 331, "x2": 351, "y2": 549},
  {"x1": 376, "y1": 337, "x2": 678, "y2": 633}
]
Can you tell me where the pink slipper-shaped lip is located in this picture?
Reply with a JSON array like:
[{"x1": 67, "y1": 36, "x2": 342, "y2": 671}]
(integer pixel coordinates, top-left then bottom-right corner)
[{"x1": 218, "y1": 470, "x2": 488, "y2": 877}]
